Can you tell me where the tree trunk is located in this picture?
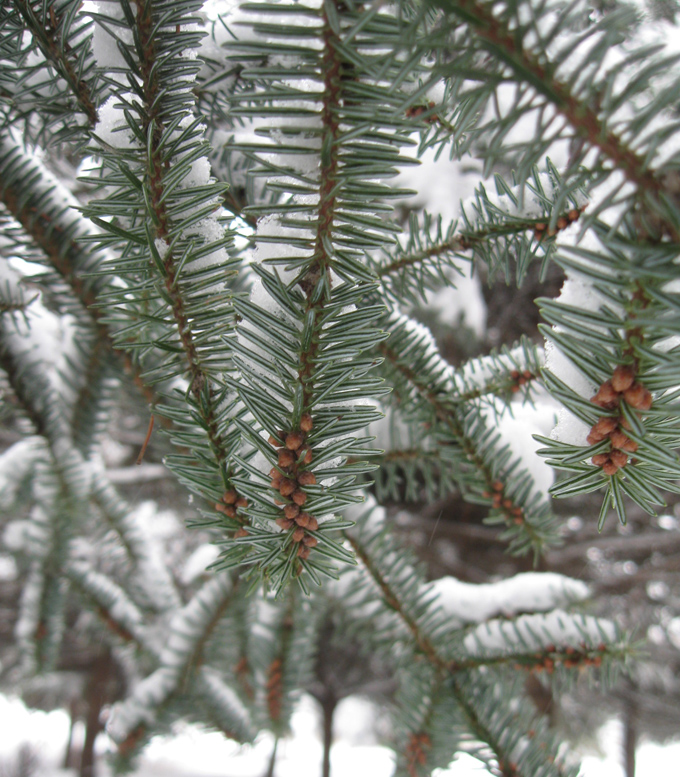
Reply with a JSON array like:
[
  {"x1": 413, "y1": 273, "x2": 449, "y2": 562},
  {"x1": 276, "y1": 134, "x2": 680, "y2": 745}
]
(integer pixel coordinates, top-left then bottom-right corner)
[
  {"x1": 321, "y1": 694, "x2": 337, "y2": 777},
  {"x1": 62, "y1": 700, "x2": 78, "y2": 770},
  {"x1": 264, "y1": 738, "x2": 278, "y2": 777},
  {"x1": 80, "y1": 652, "x2": 113, "y2": 777},
  {"x1": 624, "y1": 704, "x2": 637, "y2": 777}
]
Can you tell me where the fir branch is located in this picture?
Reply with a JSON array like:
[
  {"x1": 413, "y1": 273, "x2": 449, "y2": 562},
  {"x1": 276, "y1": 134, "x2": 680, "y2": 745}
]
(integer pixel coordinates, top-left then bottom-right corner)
[
  {"x1": 537, "y1": 233, "x2": 680, "y2": 525},
  {"x1": 90, "y1": 471, "x2": 182, "y2": 613},
  {"x1": 86, "y1": 0, "x2": 242, "y2": 502},
  {"x1": 132, "y1": 1, "x2": 221, "y2": 404},
  {"x1": 108, "y1": 572, "x2": 239, "y2": 749},
  {"x1": 429, "y1": 0, "x2": 680, "y2": 239},
  {"x1": 377, "y1": 320, "x2": 558, "y2": 556},
  {"x1": 346, "y1": 510, "x2": 588, "y2": 777},
  {"x1": 373, "y1": 164, "x2": 585, "y2": 305},
  {"x1": 346, "y1": 533, "x2": 447, "y2": 670},
  {"x1": 0, "y1": 335, "x2": 50, "y2": 439},
  {"x1": 397, "y1": 666, "x2": 451, "y2": 777},
  {"x1": 0, "y1": 133, "x2": 162, "y2": 427},
  {"x1": 375, "y1": 213, "x2": 554, "y2": 281},
  {"x1": 216, "y1": 0, "x2": 419, "y2": 587},
  {"x1": 14, "y1": 0, "x2": 99, "y2": 127},
  {"x1": 67, "y1": 558, "x2": 150, "y2": 649},
  {"x1": 348, "y1": 528, "x2": 619, "y2": 679},
  {"x1": 369, "y1": 446, "x2": 457, "y2": 504},
  {"x1": 449, "y1": 673, "x2": 578, "y2": 777},
  {"x1": 67, "y1": 558, "x2": 253, "y2": 747},
  {"x1": 87, "y1": 2, "x2": 245, "y2": 504}
]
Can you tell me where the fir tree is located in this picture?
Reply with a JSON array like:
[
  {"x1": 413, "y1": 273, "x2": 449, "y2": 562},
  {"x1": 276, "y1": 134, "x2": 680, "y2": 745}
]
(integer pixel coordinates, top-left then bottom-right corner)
[{"x1": 1, "y1": 0, "x2": 678, "y2": 776}]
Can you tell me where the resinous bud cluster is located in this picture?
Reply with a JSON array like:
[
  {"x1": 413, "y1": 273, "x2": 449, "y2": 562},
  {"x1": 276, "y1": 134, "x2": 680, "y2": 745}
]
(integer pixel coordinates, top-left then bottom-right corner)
[
  {"x1": 588, "y1": 365, "x2": 651, "y2": 475},
  {"x1": 268, "y1": 413, "x2": 319, "y2": 560}
]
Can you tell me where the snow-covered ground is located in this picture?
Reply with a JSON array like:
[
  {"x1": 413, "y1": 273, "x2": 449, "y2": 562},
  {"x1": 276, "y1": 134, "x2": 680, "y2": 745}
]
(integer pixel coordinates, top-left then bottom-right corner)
[{"x1": 0, "y1": 694, "x2": 677, "y2": 777}]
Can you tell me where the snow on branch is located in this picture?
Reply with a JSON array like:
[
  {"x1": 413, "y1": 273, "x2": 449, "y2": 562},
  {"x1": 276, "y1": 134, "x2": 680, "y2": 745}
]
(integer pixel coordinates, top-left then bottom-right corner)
[
  {"x1": 107, "y1": 571, "x2": 234, "y2": 744},
  {"x1": 430, "y1": 572, "x2": 590, "y2": 626}
]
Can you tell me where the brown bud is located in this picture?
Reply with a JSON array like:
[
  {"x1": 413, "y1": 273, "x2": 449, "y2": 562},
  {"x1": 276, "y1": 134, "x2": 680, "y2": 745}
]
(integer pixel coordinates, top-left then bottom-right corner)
[
  {"x1": 510, "y1": 369, "x2": 520, "y2": 380},
  {"x1": 591, "y1": 380, "x2": 619, "y2": 408},
  {"x1": 557, "y1": 217, "x2": 568, "y2": 230},
  {"x1": 591, "y1": 453, "x2": 610, "y2": 466},
  {"x1": 621, "y1": 437, "x2": 638, "y2": 453},
  {"x1": 302, "y1": 535, "x2": 318, "y2": 547},
  {"x1": 611, "y1": 365, "x2": 636, "y2": 393},
  {"x1": 223, "y1": 490, "x2": 238, "y2": 504},
  {"x1": 592, "y1": 416, "x2": 619, "y2": 437},
  {"x1": 297, "y1": 545, "x2": 311, "y2": 559},
  {"x1": 300, "y1": 413, "x2": 313, "y2": 432},
  {"x1": 268, "y1": 435, "x2": 281, "y2": 447},
  {"x1": 235, "y1": 496, "x2": 248, "y2": 508},
  {"x1": 586, "y1": 429, "x2": 606, "y2": 445},
  {"x1": 270, "y1": 477, "x2": 282, "y2": 490},
  {"x1": 295, "y1": 512, "x2": 311, "y2": 528},
  {"x1": 284, "y1": 503, "x2": 300, "y2": 520},
  {"x1": 306, "y1": 516, "x2": 319, "y2": 531},
  {"x1": 624, "y1": 383, "x2": 652, "y2": 411},
  {"x1": 298, "y1": 471, "x2": 316, "y2": 486},
  {"x1": 568, "y1": 208, "x2": 580, "y2": 222},
  {"x1": 279, "y1": 479, "x2": 296, "y2": 496},
  {"x1": 276, "y1": 517, "x2": 294, "y2": 530},
  {"x1": 492, "y1": 481, "x2": 503, "y2": 492},
  {"x1": 602, "y1": 460, "x2": 619, "y2": 476},
  {"x1": 292, "y1": 490, "x2": 307, "y2": 506},
  {"x1": 215, "y1": 503, "x2": 236, "y2": 518},
  {"x1": 285, "y1": 432, "x2": 305, "y2": 450},
  {"x1": 610, "y1": 449, "x2": 628, "y2": 468},
  {"x1": 234, "y1": 528, "x2": 249, "y2": 538},
  {"x1": 292, "y1": 527, "x2": 305, "y2": 542},
  {"x1": 301, "y1": 447, "x2": 313, "y2": 464},
  {"x1": 535, "y1": 222, "x2": 547, "y2": 232},
  {"x1": 610, "y1": 429, "x2": 638, "y2": 452},
  {"x1": 278, "y1": 449, "x2": 295, "y2": 468}
]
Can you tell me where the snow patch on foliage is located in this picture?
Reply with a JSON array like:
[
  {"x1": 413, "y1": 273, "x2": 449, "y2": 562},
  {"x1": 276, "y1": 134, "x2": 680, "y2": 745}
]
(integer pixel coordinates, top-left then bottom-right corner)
[
  {"x1": 431, "y1": 572, "x2": 590, "y2": 625},
  {"x1": 488, "y1": 397, "x2": 557, "y2": 497},
  {"x1": 420, "y1": 266, "x2": 487, "y2": 336},
  {"x1": 180, "y1": 543, "x2": 221, "y2": 584},
  {"x1": 95, "y1": 96, "x2": 138, "y2": 149},
  {"x1": 0, "y1": 438, "x2": 46, "y2": 507},
  {"x1": 545, "y1": 275, "x2": 608, "y2": 445},
  {"x1": 90, "y1": 1, "x2": 134, "y2": 74},
  {"x1": 108, "y1": 572, "x2": 232, "y2": 742}
]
